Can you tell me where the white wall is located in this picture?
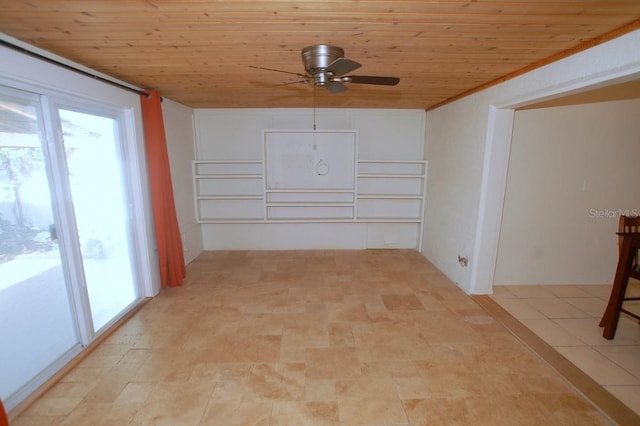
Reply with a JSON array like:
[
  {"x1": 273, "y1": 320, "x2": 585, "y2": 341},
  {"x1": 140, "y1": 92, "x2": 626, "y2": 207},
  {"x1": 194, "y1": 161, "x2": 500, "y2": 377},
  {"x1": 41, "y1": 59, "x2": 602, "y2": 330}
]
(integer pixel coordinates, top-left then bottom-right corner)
[
  {"x1": 194, "y1": 108, "x2": 426, "y2": 250},
  {"x1": 494, "y1": 99, "x2": 640, "y2": 285},
  {"x1": 422, "y1": 29, "x2": 640, "y2": 294},
  {"x1": 422, "y1": 98, "x2": 489, "y2": 290},
  {"x1": 195, "y1": 108, "x2": 425, "y2": 160},
  {"x1": 162, "y1": 99, "x2": 203, "y2": 264}
]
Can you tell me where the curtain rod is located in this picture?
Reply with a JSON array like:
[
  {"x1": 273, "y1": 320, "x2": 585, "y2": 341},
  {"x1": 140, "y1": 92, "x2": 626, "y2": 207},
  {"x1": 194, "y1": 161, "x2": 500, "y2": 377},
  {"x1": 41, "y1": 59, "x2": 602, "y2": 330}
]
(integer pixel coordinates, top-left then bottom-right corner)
[{"x1": 0, "y1": 37, "x2": 150, "y2": 98}]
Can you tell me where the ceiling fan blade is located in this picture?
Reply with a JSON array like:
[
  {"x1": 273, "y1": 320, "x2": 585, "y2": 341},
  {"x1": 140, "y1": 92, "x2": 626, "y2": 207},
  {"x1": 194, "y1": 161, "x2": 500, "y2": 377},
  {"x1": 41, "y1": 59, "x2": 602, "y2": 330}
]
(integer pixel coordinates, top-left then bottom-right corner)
[
  {"x1": 325, "y1": 81, "x2": 348, "y2": 93},
  {"x1": 249, "y1": 65, "x2": 307, "y2": 78},
  {"x1": 326, "y1": 58, "x2": 361, "y2": 76},
  {"x1": 277, "y1": 79, "x2": 310, "y2": 86},
  {"x1": 346, "y1": 75, "x2": 400, "y2": 86}
]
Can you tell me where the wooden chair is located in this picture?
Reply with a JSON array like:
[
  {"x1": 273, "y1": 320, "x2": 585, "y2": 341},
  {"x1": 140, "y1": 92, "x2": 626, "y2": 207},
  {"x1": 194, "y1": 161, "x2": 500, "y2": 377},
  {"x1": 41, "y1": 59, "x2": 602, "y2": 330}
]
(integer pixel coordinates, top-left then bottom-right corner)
[
  {"x1": 599, "y1": 216, "x2": 640, "y2": 338},
  {"x1": 619, "y1": 215, "x2": 640, "y2": 279},
  {"x1": 617, "y1": 215, "x2": 640, "y2": 323}
]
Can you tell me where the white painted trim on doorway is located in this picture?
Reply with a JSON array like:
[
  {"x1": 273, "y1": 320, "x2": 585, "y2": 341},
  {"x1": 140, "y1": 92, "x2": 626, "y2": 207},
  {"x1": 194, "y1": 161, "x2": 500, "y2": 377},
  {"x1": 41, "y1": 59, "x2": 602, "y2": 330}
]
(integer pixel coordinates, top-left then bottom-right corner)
[
  {"x1": 469, "y1": 107, "x2": 514, "y2": 294},
  {"x1": 469, "y1": 30, "x2": 640, "y2": 294}
]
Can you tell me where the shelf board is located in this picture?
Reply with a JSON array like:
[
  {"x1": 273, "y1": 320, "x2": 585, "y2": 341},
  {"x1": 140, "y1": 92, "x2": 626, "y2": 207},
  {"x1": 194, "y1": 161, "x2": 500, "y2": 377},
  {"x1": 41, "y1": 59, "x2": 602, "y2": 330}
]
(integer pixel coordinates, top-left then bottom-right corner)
[
  {"x1": 267, "y1": 202, "x2": 354, "y2": 207},
  {"x1": 265, "y1": 189, "x2": 355, "y2": 193},
  {"x1": 197, "y1": 218, "x2": 422, "y2": 224},
  {"x1": 196, "y1": 174, "x2": 263, "y2": 179},
  {"x1": 197, "y1": 195, "x2": 264, "y2": 200},
  {"x1": 265, "y1": 218, "x2": 355, "y2": 222},
  {"x1": 356, "y1": 217, "x2": 422, "y2": 223},
  {"x1": 197, "y1": 218, "x2": 266, "y2": 223},
  {"x1": 358, "y1": 160, "x2": 426, "y2": 164},
  {"x1": 357, "y1": 174, "x2": 424, "y2": 178},
  {"x1": 357, "y1": 195, "x2": 422, "y2": 199},
  {"x1": 194, "y1": 160, "x2": 262, "y2": 163}
]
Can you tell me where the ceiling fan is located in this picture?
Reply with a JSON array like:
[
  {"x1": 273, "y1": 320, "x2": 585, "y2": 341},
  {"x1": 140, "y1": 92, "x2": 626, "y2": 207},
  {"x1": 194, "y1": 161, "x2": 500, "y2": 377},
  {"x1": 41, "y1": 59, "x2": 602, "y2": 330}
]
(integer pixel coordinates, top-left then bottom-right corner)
[{"x1": 251, "y1": 44, "x2": 400, "y2": 93}]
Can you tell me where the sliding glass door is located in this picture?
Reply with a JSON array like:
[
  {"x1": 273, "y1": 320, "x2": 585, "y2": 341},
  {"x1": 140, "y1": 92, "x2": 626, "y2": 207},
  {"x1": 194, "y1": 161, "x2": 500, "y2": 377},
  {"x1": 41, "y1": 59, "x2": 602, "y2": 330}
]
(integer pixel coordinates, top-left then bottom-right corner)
[
  {"x1": 0, "y1": 88, "x2": 81, "y2": 404},
  {"x1": 0, "y1": 86, "x2": 142, "y2": 409},
  {"x1": 58, "y1": 108, "x2": 138, "y2": 331}
]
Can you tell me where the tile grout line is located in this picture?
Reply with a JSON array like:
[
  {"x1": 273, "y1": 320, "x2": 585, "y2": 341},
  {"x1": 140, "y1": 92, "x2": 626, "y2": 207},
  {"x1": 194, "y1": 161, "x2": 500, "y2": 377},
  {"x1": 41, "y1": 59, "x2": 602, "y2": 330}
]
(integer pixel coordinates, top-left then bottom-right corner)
[
  {"x1": 589, "y1": 344, "x2": 640, "y2": 383},
  {"x1": 519, "y1": 288, "x2": 640, "y2": 385}
]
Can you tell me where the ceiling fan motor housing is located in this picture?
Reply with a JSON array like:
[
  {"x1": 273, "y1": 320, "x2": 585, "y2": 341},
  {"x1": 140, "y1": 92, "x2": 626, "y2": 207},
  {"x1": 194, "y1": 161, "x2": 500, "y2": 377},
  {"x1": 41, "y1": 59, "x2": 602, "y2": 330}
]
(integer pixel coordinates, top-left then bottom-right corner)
[
  {"x1": 302, "y1": 44, "x2": 344, "y2": 74},
  {"x1": 296, "y1": 44, "x2": 398, "y2": 91}
]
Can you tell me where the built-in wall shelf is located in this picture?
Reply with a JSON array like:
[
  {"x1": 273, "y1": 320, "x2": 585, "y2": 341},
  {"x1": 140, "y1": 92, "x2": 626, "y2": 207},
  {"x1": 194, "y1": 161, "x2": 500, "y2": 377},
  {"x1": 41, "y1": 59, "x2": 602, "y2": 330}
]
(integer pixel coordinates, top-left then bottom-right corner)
[
  {"x1": 193, "y1": 160, "x2": 265, "y2": 221},
  {"x1": 193, "y1": 158, "x2": 427, "y2": 225},
  {"x1": 356, "y1": 160, "x2": 426, "y2": 224},
  {"x1": 192, "y1": 132, "x2": 427, "y2": 250}
]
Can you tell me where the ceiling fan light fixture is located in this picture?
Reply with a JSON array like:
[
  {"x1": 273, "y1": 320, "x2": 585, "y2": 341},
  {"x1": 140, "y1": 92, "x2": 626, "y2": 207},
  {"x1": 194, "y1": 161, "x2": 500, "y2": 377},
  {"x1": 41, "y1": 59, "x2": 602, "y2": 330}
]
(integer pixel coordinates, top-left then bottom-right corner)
[{"x1": 313, "y1": 72, "x2": 329, "y2": 86}]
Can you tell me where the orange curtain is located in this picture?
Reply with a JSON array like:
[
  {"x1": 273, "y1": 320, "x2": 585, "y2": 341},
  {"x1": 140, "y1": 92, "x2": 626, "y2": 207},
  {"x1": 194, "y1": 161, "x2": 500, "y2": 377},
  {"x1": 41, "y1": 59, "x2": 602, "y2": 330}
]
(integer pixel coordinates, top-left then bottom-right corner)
[
  {"x1": 140, "y1": 90, "x2": 186, "y2": 288},
  {"x1": 0, "y1": 398, "x2": 8, "y2": 426}
]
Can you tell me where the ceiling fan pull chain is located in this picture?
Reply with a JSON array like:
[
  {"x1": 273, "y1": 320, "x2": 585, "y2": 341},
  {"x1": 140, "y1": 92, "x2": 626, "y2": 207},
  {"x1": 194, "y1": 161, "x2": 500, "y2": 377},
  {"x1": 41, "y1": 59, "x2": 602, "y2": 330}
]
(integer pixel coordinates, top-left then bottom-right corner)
[{"x1": 313, "y1": 83, "x2": 317, "y2": 131}]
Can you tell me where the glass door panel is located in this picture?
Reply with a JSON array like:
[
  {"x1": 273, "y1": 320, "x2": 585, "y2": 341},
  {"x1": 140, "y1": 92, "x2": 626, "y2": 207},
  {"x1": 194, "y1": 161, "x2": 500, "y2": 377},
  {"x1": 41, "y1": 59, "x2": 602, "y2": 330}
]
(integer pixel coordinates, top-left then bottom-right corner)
[
  {"x1": 58, "y1": 109, "x2": 138, "y2": 331},
  {"x1": 0, "y1": 91, "x2": 79, "y2": 403}
]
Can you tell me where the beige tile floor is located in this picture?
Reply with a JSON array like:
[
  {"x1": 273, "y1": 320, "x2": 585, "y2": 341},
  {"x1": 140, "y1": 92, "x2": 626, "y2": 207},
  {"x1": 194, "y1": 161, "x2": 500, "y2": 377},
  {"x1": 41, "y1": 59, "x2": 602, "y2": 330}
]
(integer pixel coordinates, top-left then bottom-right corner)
[
  {"x1": 491, "y1": 280, "x2": 640, "y2": 417},
  {"x1": 10, "y1": 250, "x2": 623, "y2": 425}
]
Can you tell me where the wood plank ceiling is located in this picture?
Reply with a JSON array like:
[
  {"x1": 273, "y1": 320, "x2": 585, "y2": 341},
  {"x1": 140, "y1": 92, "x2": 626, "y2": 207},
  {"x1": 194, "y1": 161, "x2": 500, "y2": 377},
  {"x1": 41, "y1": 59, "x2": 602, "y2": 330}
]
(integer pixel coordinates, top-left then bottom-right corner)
[{"x1": 0, "y1": 1, "x2": 639, "y2": 110}]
